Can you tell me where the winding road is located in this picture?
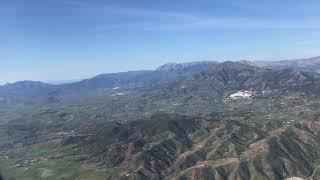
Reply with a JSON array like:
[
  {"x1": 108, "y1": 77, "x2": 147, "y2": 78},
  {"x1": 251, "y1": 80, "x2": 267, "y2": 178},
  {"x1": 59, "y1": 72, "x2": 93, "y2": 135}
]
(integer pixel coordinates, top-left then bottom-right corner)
[
  {"x1": 285, "y1": 165, "x2": 320, "y2": 180},
  {"x1": 306, "y1": 165, "x2": 320, "y2": 180}
]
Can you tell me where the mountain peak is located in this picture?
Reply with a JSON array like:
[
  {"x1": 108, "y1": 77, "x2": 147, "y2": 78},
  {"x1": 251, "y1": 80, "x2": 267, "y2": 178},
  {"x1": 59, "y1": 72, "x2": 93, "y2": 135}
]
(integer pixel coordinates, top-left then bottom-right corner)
[{"x1": 156, "y1": 61, "x2": 217, "y2": 72}]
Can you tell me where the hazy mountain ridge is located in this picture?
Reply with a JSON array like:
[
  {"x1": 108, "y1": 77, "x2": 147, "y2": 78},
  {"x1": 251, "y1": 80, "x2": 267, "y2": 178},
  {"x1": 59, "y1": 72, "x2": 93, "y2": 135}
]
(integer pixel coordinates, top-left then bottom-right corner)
[
  {"x1": 239, "y1": 56, "x2": 320, "y2": 72},
  {"x1": 2, "y1": 56, "x2": 319, "y2": 92},
  {"x1": 0, "y1": 62, "x2": 218, "y2": 105}
]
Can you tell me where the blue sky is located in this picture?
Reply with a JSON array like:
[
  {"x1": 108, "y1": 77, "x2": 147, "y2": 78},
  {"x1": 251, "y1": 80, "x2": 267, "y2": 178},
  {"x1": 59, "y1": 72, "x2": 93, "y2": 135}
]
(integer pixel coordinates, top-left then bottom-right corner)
[{"x1": 1, "y1": 0, "x2": 320, "y2": 83}]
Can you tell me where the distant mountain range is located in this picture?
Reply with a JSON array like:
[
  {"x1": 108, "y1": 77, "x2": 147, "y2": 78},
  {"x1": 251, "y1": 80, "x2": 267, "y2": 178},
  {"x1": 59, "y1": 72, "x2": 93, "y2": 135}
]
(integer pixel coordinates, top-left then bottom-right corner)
[
  {"x1": 239, "y1": 56, "x2": 320, "y2": 72},
  {"x1": 2, "y1": 56, "x2": 320, "y2": 89},
  {"x1": 1, "y1": 56, "x2": 320, "y2": 105},
  {"x1": 0, "y1": 61, "x2": 218, "y2": 105}
]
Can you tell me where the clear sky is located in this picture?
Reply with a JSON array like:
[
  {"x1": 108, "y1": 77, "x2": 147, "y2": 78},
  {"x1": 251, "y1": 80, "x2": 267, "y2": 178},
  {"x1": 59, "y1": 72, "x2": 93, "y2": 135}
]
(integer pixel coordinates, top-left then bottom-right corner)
[{"x1": 1, "y1": 0, "x2": 320, "y2": 84}]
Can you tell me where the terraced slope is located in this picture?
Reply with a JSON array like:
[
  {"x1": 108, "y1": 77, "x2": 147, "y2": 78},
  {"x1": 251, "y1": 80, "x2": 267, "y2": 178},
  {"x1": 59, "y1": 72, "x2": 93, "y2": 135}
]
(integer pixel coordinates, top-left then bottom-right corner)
[{"x1": 77, "y1": 113, "x2": 319, "y2": 180}]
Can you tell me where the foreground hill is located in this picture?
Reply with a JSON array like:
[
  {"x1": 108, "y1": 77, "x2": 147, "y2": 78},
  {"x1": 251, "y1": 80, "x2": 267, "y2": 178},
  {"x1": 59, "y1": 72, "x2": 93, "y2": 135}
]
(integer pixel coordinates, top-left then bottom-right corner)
[{"x1": 83, "y1": 114, "x2": 320, "y2": 180}]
